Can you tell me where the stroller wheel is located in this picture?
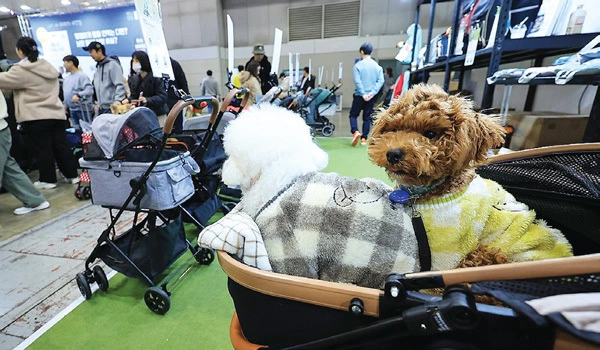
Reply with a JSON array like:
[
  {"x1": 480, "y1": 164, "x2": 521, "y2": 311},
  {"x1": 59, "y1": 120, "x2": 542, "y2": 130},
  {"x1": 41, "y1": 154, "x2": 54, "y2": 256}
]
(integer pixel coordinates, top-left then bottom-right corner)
[
  {"x1": 195, "y1": 248, "x2": 215, "y2": 265},
  {"x1": 321, "y1": 125, "x2": 334, "y2": 137},
  {"x1": 74, "y1": 187, "x2": 83, "y2": 200},
  {"x1": 93, "y1": 265, "x2": 109, "y2": 291},
  {"x1": 82, "y1": 186, "x2": 92, "y2": 200},
  {"x1": 144, "y1": 287, "x2": 171, "y2": 315},
  {"x1": 76, "y1": 272, "x2": 92, "y2": 300}
]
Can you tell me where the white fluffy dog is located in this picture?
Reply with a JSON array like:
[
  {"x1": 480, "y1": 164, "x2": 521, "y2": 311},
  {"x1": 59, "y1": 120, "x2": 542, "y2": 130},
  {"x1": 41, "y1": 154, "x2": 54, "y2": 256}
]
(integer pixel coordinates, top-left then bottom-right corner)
[
  {"x1": 222, "y1": 104, "x2": 329, "y2": 218},
  {"x1": 221, "y1": 104, "x2": 420, "y2": 288}
]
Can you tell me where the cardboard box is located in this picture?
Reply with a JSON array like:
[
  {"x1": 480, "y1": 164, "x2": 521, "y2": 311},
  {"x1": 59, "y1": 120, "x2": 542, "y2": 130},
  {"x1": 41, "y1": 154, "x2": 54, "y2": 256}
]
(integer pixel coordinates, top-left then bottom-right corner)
[{"x1": 507, "y1": 112, "x2": 588, "y2": 150}]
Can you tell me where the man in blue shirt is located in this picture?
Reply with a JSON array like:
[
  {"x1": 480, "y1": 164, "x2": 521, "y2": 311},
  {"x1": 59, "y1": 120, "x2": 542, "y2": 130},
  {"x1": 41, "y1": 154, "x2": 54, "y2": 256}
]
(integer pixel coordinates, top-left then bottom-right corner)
[{"x1": 350, "y1": 43, "x2": 384, "y2": 146}]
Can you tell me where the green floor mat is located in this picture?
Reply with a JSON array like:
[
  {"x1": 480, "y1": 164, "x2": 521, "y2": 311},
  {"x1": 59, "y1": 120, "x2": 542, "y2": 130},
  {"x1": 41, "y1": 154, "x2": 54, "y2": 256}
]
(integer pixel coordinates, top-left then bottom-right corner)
[{"x1": 29, "y1": 137, "x2": 389, "y2": 349}]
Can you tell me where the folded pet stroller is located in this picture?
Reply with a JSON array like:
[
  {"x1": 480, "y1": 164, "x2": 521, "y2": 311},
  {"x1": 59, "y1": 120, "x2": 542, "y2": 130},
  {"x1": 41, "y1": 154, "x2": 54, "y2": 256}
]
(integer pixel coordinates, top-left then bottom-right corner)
[
  {"x1": 75, "y1": 100, "x2": 218, "y2": 315},
  {"x1": 218, "y1": 143, "x2": 600, "y2": 349}
]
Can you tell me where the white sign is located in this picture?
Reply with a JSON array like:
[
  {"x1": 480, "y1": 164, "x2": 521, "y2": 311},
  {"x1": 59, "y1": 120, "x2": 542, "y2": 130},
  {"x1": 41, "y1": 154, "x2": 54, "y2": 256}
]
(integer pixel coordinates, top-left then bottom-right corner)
[{"x1": 134, "y1": 0, "x2": 174, "y2": 79}]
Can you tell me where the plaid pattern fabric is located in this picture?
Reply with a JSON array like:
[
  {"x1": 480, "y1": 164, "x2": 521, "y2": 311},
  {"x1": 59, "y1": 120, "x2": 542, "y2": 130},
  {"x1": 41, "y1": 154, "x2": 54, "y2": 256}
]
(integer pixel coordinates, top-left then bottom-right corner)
[
  {"x1": 81, "y1": 132, "x2": 93, "y2": 144},
  {"x1": 79, "y1": 171, "x2": 90, "y2": 183},
  {"x1": 119, "y1": 126, "x2": 138, "y2": 145},
  {"x1": 254, "y1": 172, "x2": 419, "y2": 289},
  {"x1": 198, "y1": 205, "x2": 272, "y2": 271}
]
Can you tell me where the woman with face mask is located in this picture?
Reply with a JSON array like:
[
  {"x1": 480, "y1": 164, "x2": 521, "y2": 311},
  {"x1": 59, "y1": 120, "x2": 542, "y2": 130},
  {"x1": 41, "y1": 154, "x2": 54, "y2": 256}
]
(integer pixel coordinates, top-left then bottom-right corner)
[{"x1": 122, "y1": 50, "x2": 169, "y2": 124}]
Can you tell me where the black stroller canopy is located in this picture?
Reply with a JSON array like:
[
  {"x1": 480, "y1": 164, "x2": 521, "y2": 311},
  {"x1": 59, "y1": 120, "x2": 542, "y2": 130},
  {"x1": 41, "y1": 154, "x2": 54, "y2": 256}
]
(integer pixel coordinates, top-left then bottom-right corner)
[{"x1": 91, "y1": 107, "x2": 161, "y2": 159}]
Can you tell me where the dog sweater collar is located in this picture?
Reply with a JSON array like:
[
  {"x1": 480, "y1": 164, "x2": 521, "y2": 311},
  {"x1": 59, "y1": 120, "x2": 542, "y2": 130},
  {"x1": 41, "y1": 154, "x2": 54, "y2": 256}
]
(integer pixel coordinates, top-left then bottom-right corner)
[{"x1": 396, "y1": 177, "x2": 447, "y2": 196}]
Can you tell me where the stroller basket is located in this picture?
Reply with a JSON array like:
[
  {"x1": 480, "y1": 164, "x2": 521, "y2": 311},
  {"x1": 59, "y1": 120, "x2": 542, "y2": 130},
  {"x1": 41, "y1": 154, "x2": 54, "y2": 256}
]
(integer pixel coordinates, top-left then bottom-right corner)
[
  {"x1": 79, "y1": 151, "x2": 198, "y2": 211},
  {"x1": 98, "y1": 213, "x2": 187, "y2": 279}
]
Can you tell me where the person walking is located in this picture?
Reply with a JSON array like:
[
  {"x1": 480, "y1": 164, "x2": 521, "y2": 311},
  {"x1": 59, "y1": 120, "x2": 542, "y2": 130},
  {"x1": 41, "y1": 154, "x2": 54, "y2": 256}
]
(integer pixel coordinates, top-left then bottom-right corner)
[
  {"x1": 83, "y1": 41, "x2": 126, "y2": 115},
  {"x1": 62, "y1": 55, "x2": 94, "y2": 131},
  {"x1": 200, "y1": 69, "x2": 220, "y2": 112},
  {"x1": 0, "y1": 89, "x2": 50, "y2": 215},
  {"x1": 349, "y1": 42, "x2": 384, "y2": 146},
  {"x1": 0, "y1": 36, "x2": 79, "y2": 189},
  {"x1": 122, "y1": 51, "x2": 169, "y2": 124}
]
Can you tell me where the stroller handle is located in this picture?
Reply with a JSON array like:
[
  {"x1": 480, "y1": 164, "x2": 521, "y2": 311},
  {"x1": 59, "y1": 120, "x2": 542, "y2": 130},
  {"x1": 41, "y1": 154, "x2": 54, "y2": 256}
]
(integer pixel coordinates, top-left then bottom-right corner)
[
  {"x1": 163, "y1": 96, "x2": 218, "y2": 135},
  {"x1": 221, "y1": 88, "x2": 248, "y2": 112}
]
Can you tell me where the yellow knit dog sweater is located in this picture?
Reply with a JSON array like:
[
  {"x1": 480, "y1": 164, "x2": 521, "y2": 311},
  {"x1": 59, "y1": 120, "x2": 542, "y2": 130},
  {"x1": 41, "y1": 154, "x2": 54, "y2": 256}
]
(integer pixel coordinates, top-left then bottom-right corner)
[{"x1": 414, "y1": 175, "x2": 573, "y2": 271}]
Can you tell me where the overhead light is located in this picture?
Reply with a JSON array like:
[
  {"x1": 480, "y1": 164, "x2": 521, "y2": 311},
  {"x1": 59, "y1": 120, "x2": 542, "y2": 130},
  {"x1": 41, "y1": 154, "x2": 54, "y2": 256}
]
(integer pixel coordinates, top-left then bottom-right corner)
[
  {"x1": 61, "y1": 0, "x2": 71, "y2": 4},
  {"x1": 0, "y1": 6, "x2": 10, "y2": 12},
  {"x1": 20, "y1": 4, "x2": 31, "y2": 10}
]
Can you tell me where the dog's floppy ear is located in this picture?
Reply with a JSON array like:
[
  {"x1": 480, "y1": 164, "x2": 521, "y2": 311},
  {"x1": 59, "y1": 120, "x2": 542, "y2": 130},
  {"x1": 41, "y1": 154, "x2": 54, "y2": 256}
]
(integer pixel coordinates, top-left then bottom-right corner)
[{"x1": 469, "y1": 113, "x2": 506, "y2": 164}]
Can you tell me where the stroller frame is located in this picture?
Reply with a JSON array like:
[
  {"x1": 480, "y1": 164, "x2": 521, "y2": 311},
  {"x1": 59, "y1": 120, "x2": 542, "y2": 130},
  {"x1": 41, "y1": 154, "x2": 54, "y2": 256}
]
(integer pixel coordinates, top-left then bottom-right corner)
[
  {"x1": 298, "y1": 83, "x2": 342, "y2": 137},
  {"x1": 173, "y1": 89, "x2": 248, "y2": 224},
  {"x1": 219, "y1": 142, "x2": 600, "y2": 349},
  {"x1": 75, "y1": 95, "x2": 222, "y2": 315}
]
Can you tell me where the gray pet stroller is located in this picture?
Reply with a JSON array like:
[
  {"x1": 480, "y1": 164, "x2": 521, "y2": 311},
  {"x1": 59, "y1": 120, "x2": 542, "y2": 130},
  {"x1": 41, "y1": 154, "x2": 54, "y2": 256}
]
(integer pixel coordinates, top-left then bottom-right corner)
[
  {"x1": 75, "y1": 99, "x2": 218, "y2": 315},
  {"x1": 219, "y1": 143, "x2": 600, "y2": 349}
]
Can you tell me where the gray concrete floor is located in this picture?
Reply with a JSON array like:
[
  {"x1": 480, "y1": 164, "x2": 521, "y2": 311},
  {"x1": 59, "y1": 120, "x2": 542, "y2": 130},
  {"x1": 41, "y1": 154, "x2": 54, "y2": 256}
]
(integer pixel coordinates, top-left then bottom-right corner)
[
  {"x1": 0, "y1": 109, "x2": 354, "y2": 349},
  {"x1": 0, "y1": 175, "x2": 136, "y2": 349}
]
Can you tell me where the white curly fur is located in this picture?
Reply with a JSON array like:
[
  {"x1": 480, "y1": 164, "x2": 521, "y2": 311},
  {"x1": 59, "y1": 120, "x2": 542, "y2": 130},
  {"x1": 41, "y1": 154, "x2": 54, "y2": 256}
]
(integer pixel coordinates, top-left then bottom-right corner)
[{"x1": 222, "y1": 104, "x2": 329, "y2": 217}]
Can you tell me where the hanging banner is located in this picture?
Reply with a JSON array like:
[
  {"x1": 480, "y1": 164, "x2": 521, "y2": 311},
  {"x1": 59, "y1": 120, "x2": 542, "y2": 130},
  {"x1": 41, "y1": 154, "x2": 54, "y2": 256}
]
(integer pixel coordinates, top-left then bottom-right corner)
[
  {"x1": 28, "y1": 5, "x2": 144, "y2": 70},
  {"x1": 134, "y1": 0, "x2": 173, "y2": 79}
]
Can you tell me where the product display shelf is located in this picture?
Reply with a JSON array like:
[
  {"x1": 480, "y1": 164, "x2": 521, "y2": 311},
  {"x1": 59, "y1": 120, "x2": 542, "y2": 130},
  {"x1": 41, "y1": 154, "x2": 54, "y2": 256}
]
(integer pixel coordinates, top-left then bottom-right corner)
[
  {"x1": 490, "y1": 74, "x2": 600, "y2": 143},
  {"x1": 412, "y1": 0, "x2": 600, "y2": 142}
]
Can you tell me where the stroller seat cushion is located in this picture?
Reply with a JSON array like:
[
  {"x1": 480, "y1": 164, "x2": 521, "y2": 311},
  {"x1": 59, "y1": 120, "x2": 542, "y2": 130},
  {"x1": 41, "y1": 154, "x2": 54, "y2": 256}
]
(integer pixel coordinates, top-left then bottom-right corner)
[
  {"x1": 253, "y1": 172, "x2": 420, "y2": 289},
  {"x1": 198, "y1": 204, "x2": 272, "y2": 271}
]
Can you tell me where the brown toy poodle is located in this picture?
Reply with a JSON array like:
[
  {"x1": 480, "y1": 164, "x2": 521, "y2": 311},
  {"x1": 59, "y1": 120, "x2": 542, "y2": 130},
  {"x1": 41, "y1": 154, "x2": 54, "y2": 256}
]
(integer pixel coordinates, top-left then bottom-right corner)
[{"x1": 368, "y1": 84, "x2": 572, "y2": 270}]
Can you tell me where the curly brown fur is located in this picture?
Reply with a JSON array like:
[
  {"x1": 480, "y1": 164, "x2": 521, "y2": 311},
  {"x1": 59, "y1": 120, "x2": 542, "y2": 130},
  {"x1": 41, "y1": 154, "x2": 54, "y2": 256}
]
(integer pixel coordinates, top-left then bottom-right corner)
[
  {"x1": 368, "y1": 83, "x2": 506, "y2": 200},
  {"x1": 457, "y1": 244, "x2": 509, "y2": 268}
]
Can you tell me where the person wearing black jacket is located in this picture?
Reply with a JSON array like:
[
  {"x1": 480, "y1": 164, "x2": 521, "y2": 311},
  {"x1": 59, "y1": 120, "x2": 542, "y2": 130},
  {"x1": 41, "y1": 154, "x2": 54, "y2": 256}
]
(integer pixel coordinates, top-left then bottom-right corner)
[
  {"x1": 246, "y1": 43, "x2": 276, "y2": 95},
  {"x1": 167, "y1": 57, "x2": 189, "y2": 131},
  {"x1": 122, "y1": 51, "x2": 168, "y2": 123}
]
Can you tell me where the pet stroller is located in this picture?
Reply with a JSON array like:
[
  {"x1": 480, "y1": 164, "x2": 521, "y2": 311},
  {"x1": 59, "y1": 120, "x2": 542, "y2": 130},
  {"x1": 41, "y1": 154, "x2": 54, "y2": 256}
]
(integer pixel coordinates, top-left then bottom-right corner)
[
  {"x1": 218, "y1": 142, "x2": 600, "y2": 349},
  {"x1": 75, "y1": 99, "x2": 217, "y2": 315},
  {"x1": 167, "y1": 90, "x2": 246, "y2": 226},
  {"x1": 65, "y1": 100, "x2": 95, "y2": 160},
  {"x1": 286, "y1": 83, "x2": 342, "y2": 137}
]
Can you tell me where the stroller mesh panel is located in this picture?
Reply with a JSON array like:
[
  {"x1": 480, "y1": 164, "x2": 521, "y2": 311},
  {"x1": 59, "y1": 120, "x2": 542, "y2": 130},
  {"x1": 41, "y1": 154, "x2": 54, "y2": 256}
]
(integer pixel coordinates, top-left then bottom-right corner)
[
  {"x1": 474, "y1": 274, "x2": 600, "y2": 299},
  {"x1": 477, "y1": 152, "x2": 600, "y2": 197},
  {"x1": 477, "y1": 151, "x2": 600, "y2": 255}
]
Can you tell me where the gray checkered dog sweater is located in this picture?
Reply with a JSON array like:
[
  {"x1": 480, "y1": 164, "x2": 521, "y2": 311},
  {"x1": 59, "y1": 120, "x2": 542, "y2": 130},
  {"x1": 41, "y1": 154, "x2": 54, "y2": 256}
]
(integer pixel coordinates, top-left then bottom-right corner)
[{"x1": 253, "y1": 172, "x2": 420, "y2": 288}]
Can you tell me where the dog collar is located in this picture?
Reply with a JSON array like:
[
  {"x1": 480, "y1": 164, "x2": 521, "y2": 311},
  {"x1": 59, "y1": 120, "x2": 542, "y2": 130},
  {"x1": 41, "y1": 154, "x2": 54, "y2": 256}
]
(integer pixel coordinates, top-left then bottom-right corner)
[{"x1": 394, "y1": 177, "x2": 447, "y2": 197}]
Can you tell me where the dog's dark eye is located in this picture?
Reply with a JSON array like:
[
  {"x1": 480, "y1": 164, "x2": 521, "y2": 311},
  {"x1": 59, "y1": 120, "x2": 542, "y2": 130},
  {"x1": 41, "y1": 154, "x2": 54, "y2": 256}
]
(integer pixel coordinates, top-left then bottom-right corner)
[
  {"x1": 423, "y1": 131, "x2": 437, "y2": 139},
  {"x1": 389, "y1": 128, "x2": 398, "y2": 133}
]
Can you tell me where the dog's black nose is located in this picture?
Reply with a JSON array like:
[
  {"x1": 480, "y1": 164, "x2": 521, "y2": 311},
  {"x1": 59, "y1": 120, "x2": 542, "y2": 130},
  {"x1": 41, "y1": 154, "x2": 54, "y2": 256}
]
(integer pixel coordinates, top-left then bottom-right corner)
[{"x1": 386, "y1": 149, "x2": 404, "y2": 164}]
